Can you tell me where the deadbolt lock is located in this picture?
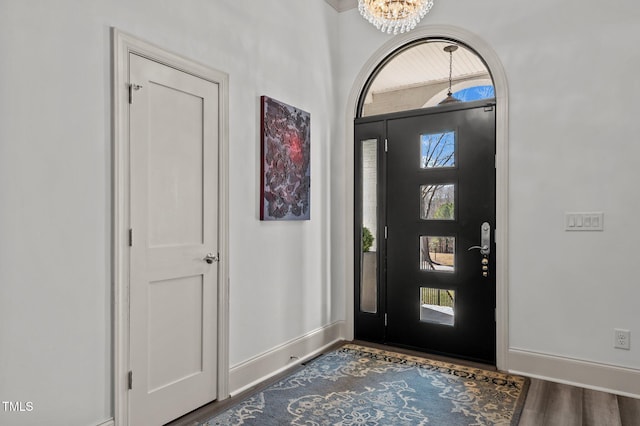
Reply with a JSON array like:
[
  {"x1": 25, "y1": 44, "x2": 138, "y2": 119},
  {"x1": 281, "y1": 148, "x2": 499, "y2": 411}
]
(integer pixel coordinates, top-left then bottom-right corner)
[{"x1": 468, "y1": 222, "x2": 491, "y2": 278}]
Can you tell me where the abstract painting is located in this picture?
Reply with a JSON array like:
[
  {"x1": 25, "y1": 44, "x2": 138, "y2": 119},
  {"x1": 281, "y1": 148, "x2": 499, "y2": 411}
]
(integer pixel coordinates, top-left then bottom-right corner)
[{"x1": 260, "y1": 96, "x2": 311, "y2": 220}]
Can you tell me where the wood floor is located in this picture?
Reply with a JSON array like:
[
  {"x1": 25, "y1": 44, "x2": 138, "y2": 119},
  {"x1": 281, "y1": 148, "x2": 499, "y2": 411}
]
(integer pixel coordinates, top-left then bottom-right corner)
[
  {"x1": 519, "y1": 379, "x2": 640, "y2": 426},
  {"x1": 168, "y1": 342, "x2": 640, "y2": 426}
]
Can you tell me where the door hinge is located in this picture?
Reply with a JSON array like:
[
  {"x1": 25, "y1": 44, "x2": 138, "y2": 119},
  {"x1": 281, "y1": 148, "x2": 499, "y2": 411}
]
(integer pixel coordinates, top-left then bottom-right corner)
[
  {"x1": 384, "y1": 313, "x2": 388, "y2": 326},
  {"x1": 128, "y1": 83, "x2": 143, "y2": 104},
  {"x1": 128, "y1": 228, "x2": 133, "y2": 247},
  {"x1": 128, "y1": 371, "x2": 133, "y2": 390}
]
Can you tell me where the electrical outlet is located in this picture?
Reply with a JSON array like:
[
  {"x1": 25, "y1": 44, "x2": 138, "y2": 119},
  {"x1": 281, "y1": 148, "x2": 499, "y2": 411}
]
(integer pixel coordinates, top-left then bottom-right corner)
[{"x1": 614, "y1": 329, "x2": 630, "y2": 350}]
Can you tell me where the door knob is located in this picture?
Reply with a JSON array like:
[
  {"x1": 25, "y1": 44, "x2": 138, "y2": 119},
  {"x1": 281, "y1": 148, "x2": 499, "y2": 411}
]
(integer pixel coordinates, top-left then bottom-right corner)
[{"x1": 204, "y1": 253, "x2": 219, "y2": 264}]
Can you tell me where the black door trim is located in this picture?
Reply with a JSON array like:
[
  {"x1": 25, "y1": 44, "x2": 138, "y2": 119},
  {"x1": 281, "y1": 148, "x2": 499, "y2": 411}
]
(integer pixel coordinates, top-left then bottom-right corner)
[{"x1": 355, "y1": 99, "x2": 495, "y2": 125}]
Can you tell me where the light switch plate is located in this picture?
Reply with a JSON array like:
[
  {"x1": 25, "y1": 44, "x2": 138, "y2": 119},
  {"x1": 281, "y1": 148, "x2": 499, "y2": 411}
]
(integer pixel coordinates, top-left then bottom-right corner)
[{"x1": 565, "y1": 212, "x2": 604, "y2": 231}]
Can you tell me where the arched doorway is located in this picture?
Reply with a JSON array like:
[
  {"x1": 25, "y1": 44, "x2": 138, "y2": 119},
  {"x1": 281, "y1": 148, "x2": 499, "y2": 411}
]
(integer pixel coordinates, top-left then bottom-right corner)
[{"x1": 345, "y1": 27, "x2": 509, "y2": 368}]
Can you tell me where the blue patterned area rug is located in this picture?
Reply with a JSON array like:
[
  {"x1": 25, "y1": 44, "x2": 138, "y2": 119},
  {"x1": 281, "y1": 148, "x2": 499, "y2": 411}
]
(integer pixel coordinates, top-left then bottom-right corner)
[{"x1": 202, "y1": 344, "x2": 529, "y2": 425}]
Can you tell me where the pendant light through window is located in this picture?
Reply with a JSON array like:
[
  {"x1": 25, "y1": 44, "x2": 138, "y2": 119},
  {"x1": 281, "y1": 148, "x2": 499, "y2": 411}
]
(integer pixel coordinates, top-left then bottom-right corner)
[{"x1": 439, "y1": 45, "x2": 461, "y2": 105}]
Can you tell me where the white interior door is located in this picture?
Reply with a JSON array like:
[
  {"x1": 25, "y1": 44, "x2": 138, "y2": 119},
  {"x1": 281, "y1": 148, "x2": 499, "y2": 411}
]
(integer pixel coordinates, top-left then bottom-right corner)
[{"x1": 129, "y1": 53, "x2": 219, "y2": 426}]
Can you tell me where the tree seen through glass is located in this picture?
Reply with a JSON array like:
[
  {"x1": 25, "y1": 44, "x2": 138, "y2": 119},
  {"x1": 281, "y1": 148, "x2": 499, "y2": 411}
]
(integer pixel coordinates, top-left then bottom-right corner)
[
  {"x1": 420, "y1": 131, "x2": 455, "y2": 169},
  {"x1": 420, "y1": 184, "x2": 454, "y2": 220}
]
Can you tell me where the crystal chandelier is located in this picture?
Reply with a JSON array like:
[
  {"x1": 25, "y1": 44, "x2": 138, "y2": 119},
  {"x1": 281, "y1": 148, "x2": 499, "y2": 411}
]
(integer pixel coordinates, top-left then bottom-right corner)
[{"x1": 358, "y1": 0, "x2": 434, "y2": 35}]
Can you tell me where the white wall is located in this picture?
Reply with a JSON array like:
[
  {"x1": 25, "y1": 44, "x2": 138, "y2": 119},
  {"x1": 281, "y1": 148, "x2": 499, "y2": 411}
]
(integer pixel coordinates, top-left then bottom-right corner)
[
  {"x1": 335, "y1": 0, "x2": 640, "y2": 384},
  {"x1": 0, "y1": 1, "x2": 339, "y2": 425}
]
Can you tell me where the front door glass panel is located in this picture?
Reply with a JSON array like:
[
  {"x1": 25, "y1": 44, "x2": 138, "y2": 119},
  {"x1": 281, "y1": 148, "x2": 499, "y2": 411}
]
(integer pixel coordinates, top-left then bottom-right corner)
[
  {"x1": 420, "y1": 184, "x2": 455, "y2": 220},
  {"x1": 360, "y1": 139, "x2": 378, "y2": 314},
  {"x1": 420, "y1": 287, "x2": 455, "y2": 326},
  {"x1": 420, "y1": 131, "x2": 455, "y2": 169},
  {"x1": 420, "y1": 236, "x2": 455, "y2": 272}
]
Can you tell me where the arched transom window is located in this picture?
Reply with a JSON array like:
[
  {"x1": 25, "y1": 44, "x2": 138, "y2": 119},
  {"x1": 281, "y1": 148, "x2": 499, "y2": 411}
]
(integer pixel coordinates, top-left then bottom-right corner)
[{"x1": 360, "y1": 40, "x2": 494, "y2": 117}]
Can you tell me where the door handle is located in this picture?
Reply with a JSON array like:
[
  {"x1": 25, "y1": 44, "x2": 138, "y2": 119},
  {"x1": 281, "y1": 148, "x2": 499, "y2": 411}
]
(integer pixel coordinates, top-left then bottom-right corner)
[
  {"x1": 468, "y1": 222, "x2": 491, "y2": 278},
  {"x1": 467, "y1": 222, "x2": 491, "y2": 256},
  {"x1": 468, "y1": 245, "x2": 489, "y2": 253},
  {"x1": 204, "y1": 253, "x2": 219, "y2": 264}
]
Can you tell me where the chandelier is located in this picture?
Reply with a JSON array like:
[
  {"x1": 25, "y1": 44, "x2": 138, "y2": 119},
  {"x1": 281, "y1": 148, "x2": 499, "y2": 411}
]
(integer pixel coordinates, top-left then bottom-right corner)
[{"x1": 358, "y1": 0, "x2": 434, "y2": 35}]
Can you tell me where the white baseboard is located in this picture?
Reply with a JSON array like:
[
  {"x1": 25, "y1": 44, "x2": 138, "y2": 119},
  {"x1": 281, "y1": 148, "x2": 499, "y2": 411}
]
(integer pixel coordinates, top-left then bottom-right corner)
[
  {"x1": 96, "y1": 419, "x2": 114, "y2": 426},
  {"x1": 229, "y1": 321, "x2": 346, "y2": 396},
  {"x1": 508, "y1": 348, "x2": 640, "y2": 398}
]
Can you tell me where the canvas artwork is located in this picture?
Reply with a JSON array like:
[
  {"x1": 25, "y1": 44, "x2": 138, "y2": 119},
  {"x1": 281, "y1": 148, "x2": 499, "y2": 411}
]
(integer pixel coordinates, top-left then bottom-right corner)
[{"x1": 260, "y1": 96, "x2": 311, "y2": 220}]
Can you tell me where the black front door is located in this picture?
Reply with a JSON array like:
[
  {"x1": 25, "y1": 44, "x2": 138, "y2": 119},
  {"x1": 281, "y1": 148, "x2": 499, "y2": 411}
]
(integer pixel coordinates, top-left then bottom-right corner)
[{"x1": 355, "y1": 101, "x2": 496, "y2": 364}]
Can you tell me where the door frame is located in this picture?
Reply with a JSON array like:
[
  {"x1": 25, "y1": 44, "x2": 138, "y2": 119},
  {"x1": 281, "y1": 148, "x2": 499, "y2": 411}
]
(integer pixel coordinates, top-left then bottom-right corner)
[
  {"x1": 345, "y1": 25, "x2": 509, "y2": 370},
  {"x1": 111, "y1": 29, "x2": 230, "y2": 426}
]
